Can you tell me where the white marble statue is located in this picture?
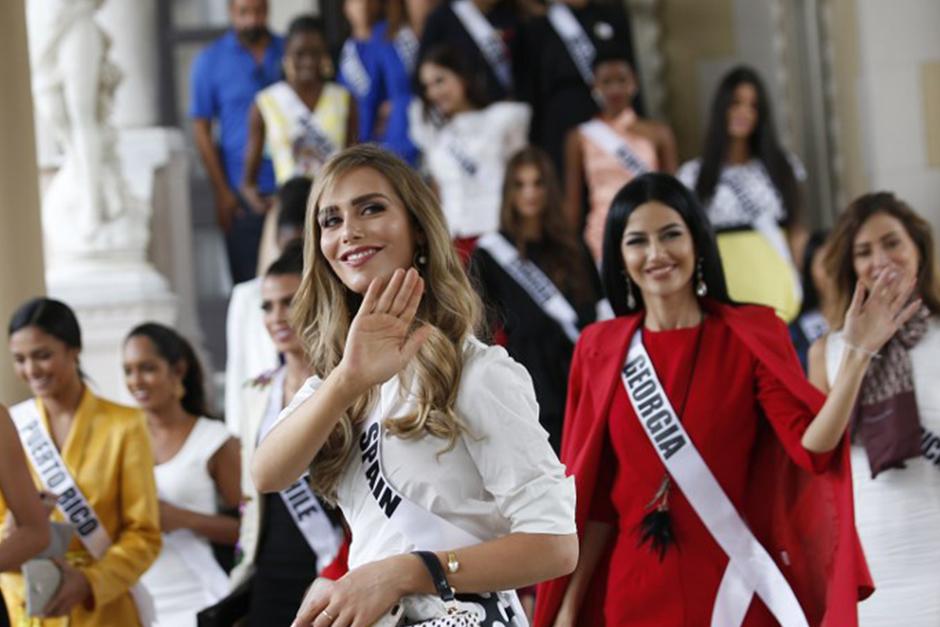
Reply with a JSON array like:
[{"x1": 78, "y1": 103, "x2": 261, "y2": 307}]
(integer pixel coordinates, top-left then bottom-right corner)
[{"x1": 26, "y1": 0, "x2": 149, "y2": 261}]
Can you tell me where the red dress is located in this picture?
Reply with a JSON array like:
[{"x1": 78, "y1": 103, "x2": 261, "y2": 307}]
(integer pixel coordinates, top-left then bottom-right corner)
[{"x1": 535, "y1": 302, "x2": 872, "y2": 627}]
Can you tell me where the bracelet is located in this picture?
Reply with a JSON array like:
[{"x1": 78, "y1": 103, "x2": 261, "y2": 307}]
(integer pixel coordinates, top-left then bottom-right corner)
[
  {"x1": 844, "y1": 341, "x2": 881, "y2": 359},
  {"x1": 412, "y1": 550, "x2": 455, "y2": 602}
]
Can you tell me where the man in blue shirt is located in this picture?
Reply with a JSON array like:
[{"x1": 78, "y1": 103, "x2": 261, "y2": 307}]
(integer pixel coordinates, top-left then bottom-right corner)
[{"x1": 190, "y1": 0, "x2": 285, "y2": 284}]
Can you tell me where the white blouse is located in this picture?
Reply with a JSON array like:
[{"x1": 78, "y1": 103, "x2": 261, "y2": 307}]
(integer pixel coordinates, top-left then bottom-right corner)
[
  {"x1": 825, "y1": 320, "x2": 940, "y2": 626},
  {"x1": 409, "y1": 101, "x2": 531, "y2": 238},
  {"x1": 277, "y1": 338, "x2": 576, "y2": 569}
]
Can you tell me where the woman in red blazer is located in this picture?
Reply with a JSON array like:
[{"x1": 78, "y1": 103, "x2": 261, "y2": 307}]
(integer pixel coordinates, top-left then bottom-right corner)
[{"x1": 535, "y1": 173, "x2": 918, "y2": 626}]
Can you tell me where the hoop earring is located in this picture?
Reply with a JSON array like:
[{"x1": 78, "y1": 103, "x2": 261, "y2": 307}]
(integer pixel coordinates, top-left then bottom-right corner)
[
  {"x1": 625, "y1": 275, "x2": 637, "y2": 309},
  {"x1": 695, "y1": 259, "x2": 708, "y2": 298}
]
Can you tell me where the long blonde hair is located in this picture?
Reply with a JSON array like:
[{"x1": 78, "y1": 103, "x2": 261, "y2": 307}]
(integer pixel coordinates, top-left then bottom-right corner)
[{"x1": 292, "y1": 145, "x2": 482, "y2": 499}]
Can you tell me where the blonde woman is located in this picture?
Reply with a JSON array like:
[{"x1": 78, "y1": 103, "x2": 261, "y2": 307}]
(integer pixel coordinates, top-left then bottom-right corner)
[{"x1": 251, "y1": 144, "x2": 577, "y2": 627}]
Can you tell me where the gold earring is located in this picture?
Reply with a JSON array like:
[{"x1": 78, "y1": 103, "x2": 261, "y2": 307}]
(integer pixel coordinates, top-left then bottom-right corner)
[{"x1": 175, "y1": 381, "x2": 185, "y2": 400}]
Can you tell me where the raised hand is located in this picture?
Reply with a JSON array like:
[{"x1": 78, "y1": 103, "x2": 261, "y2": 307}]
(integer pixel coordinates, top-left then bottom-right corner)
[
  {"x1": 337, "y1": 268, "x2": 432, "y2": 395},
  {"x1": 842, "y1": 269, "x2": 922, "y2": 355}
]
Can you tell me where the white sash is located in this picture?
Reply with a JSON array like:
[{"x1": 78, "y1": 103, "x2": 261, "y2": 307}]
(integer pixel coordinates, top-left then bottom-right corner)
[
  {"x1": 258, "y1": 375, "x2": 344, "y2": 568},
  {"x1": 393, "y1": 26, "x2": 419, "y2": 76},
  {"x1": 452, "y1": 0, "x2": 513, "y2": 91},
  {"x1": 340, "y1": 39, "x2": 372, "y2": 98},
  {"x1": 620, "y1": 333, "x2": 808, "y2": 627},
  {"x1": 10, "y1": 400, "x2": 155, "y2": 626},
  {"x1": 476, "y1": 232, "x2": 582, "y2": 344},
  {"x1": 280, "y1": 476, "x2": 344, "y2": 572},
  {"x1": 723, "y1": 168, "x2": 803, "y2": 303},
  {"x1": 269, "y1": 82, "x2": 337, "y2": 160},
  {"x1": 579, "y1": 119, "x2": 651, "y2": 175},
  {"x1": 547, "y1": 3, "x2": 595, "y2": 87},
  {"x1": 356, "y1": 383, "x2": 526, "y2": 624},
  {"x1": 440, "y1": 125, "x2": 480, "y2": 177}
]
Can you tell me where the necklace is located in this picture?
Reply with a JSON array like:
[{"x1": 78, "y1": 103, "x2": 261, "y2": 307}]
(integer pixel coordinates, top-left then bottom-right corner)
[{"x1": 638, "y1": 312, "x2": 706, "y2": 560}]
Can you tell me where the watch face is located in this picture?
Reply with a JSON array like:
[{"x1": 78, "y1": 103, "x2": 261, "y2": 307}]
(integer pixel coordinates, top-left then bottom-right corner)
[{"x1": 594, "y1": 21, "x2": 614, "y2": 41}]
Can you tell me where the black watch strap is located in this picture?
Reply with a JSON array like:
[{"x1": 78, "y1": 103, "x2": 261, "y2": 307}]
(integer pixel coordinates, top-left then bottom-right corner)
[{"x1": 412, "y1": 550, "x2": 455, "y2": 602}]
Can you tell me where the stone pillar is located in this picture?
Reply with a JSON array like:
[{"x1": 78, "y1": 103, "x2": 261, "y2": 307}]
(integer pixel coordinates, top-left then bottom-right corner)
[
  {"x1": 0, "y1": 0, "x2": 47, "y2": 403},
  {"x1": 97, "y1": 0, "x2": 159, "y2": 128}
]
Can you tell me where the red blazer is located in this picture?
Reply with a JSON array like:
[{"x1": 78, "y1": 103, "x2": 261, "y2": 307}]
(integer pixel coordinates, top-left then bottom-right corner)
[{"x1": 534, "y1": 301, "x2": 873, "y2": 626}]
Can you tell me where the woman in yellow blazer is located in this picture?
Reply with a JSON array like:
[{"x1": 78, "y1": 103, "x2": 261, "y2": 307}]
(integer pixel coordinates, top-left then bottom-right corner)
[{"x1": 2, "y1": 297, "x2": 161, "y2": 626}]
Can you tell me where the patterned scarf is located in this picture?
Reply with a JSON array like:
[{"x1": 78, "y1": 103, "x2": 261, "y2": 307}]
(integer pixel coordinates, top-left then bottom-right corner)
[{"x1": 853, "y1": 304, "x2": 930, "y2": 477}]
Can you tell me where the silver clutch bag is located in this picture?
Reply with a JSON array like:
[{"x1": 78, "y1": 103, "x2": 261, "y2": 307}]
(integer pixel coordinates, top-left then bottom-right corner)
[
  {"x1": 23, "y1": 559, "x2": 62, "y2": 616},
  {"x1": 23, "y1": 522, "x2": 73, "y2": 616}
]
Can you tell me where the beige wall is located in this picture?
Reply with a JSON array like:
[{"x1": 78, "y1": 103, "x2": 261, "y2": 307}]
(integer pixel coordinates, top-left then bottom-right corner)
[
  {"x1": 840, "y1": 0, "x2": 940, "y2": 234},
  {"x1": 0, "y1": 0, "x2": 46, "y2": 403},
  {"x1": 660, "y1": 0, "x2": 735, "y2": 160}
]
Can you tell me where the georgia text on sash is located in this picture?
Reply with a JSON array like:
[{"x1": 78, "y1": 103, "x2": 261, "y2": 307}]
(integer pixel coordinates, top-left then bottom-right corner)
[
  {"x1": 359, "y1": 423, "x2": 403, "y2": 518},
  {"x1": 18, "y1": 418, "x2": 100, "y2": 536},
  {"x1": 623, "y1": 353, "x2": 687, "y2": 459}
]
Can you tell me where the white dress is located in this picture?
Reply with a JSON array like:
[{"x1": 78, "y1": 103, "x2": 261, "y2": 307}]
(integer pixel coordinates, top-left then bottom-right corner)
[
  {"x1": 277, "y1": 339, "x2": 576, "y2": 624},
  {"x1": 142, "y1": 418, "x2": 233, "y2": 627},
  {"x1": 825, "y1": 320, "x2": 940, "y2": 626}
]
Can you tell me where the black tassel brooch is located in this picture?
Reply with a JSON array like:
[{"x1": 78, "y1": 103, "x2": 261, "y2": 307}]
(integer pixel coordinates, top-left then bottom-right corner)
[{"x1": 637, "y1": 474, "x2": 674, "y2": 561}]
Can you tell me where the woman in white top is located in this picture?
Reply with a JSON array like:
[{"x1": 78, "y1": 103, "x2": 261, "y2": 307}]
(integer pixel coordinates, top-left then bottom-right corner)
[
  {"x1": 409, "y1": 44, "x2": 530, "y2": 259},
  {"x1": 809, "y1": 192, "x2": 940, "y2": 626},
  {"x1": 252, "y1": 144, "x2": 577, "y2": 627},
  {"x1": 123, "y1": 323, "x2": 241, "y2": 627}
]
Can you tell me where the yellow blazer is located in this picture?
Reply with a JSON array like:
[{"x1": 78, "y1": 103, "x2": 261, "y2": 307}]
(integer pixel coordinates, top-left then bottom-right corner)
[{"x1": 0, "y1": 389, "x2": 161, "y2": 626}]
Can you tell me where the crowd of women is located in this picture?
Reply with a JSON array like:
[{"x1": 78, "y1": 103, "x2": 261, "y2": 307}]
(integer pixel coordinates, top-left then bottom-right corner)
[{"x1": 1, "y1": 1, "x2": 939, "y2": 626}]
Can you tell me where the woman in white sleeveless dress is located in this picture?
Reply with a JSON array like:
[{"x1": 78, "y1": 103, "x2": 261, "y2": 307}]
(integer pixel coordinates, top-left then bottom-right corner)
[
  {"x1": 809, "y1": 192, "x2": 940, "y2": 626},
  {"x1": 123, "y1": 323, "x2": 242, "y2": 627}
]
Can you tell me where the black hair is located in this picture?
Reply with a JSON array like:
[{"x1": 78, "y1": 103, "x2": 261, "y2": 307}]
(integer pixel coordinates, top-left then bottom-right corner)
[
  {"x1": 694, "y1": 66, "x2": 800, "y2": 226},
  {"x1": 286, "y1": 14, "x2": 326, "y2": 43},
  {"x1": 266, "y1": 238, "x2": 305, "y2": 277},
  {"x1": 8, "y1": 298, "x2": 82, "y2": 349},
  {"x1": 417, "y1": 44, "x2": 491, "y2": 119},
  {"x1": 601, "y1": 172, "x2": 733, "y2": 316},
  {"x1": 277, "y1": 176, "x2": 313, "y2": 234},
  {"x1": 125, "y1": 323, "x2": 211, "y2": 418},
  {"x1": 798, "y1": 229, "x2": 829, "y2": 316},
  {"x1": 591, "y1": 49, "x2": 634, "y2": 74}
]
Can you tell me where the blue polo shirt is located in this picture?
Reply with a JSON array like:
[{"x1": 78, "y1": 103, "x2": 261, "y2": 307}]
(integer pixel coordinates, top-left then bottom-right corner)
[{"x1": 189, "y1": 30, "x2": 285, "y2": 194}]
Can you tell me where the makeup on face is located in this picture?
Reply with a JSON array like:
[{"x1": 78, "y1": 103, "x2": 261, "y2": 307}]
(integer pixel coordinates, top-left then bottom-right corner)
[
  {"x1": 852, "y1": 212, "x2": 920, "y2": 291},
  {"x1": 123, "y1": 336, "x2": 179, "y2": 412},
  {"x1": 318, "y1": 167, "x2": 419, "y2": 294},
  {"x1": 10, "y1": 327, "x2": 79, "y2": 400},
  {"x1": 419, "y1": 62, "x2": 469, "y2": 117},
  {"x1": 621, "y1": 201, "x2": 697, "y2": 300},
  {"x1": 726, "y1": 82, "x2": 758, "y2": 140},
  {"x1": 261, "y1": 273, "x2": 303, "y2": 353}
]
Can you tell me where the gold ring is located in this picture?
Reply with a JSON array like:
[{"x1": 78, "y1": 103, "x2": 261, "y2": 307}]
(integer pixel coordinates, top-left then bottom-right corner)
[{"x1": 321, "y1": 609, "x2": 335, "y2": 622}]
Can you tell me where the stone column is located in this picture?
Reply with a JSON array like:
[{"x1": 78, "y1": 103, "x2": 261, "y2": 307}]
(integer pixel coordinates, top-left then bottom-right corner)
[
  {"x1": 97, "y1": 0, "x2": 158, "y2": 128},
  {"x1": 0, "y1": 0, "x2": 47, "y2": 403}
]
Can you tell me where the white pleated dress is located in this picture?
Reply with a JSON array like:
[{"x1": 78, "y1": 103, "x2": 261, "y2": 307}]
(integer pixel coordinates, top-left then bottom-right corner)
[
  {"x1": 825, "y1": 319, "x2": 940, "y2": 625},
  {"x1": 141, "y1": 418, "x2": 232, "y2": 627}
]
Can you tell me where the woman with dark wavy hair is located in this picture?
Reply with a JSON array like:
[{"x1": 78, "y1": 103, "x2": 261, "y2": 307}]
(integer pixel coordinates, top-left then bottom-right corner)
[
  {"x1": 808, "y1": 192, "x2": 940, "y2": 626},
  {"x1": 470, "y1": 146, "x2": 603, "y2": 453},
  {"x1": 123, "y1": 323, "x2": 240, "y2": 627},
  {"x1": 534, "y1": 172, "x2": 913, "y2": 626},
  {"x1": 678, "y1": 65, "x2": 806, "y2": 322}
]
